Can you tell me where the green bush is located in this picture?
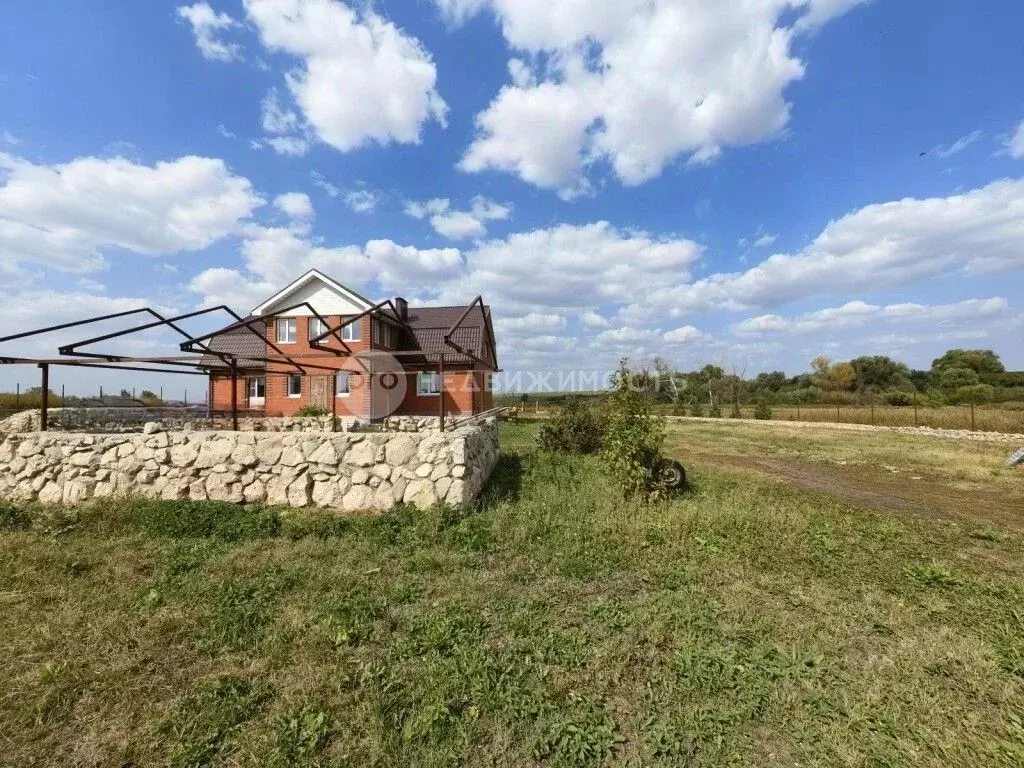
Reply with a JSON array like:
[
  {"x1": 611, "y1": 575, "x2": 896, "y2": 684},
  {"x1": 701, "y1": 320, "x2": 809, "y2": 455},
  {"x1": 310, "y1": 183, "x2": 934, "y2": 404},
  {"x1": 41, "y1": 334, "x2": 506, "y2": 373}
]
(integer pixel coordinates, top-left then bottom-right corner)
[
  {"x1": 599, "y1": 361, "x2": 667, "y2": 499},
  {"x1": 688, "y1": 402, "x2": 703, "y2": 417},
  {"x1": 536, "y1": 398, "x2": 606, "y2": 454},
  {"x1": 729, "y1": 403, "x2": 742, "y2": 419},
  {"x1": 753, "y1": 399, "x2": 773, "y2": 420},
  {"x1": 295, "y1": 405, "x2": 330, "y2": 418},
  {"x1": 884, "y1": 390, "x2": 915, "y2": 406},
  {"x1": 707, "y1": 403, "x2": 722, "y2": 418},
  {"x1": 955, "y1": 383, "x2": 996, "y2": 404}
]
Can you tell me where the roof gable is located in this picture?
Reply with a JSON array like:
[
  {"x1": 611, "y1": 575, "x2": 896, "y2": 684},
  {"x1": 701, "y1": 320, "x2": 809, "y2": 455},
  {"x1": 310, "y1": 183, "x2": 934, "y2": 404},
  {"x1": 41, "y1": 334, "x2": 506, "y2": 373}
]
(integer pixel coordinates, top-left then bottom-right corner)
[{"x1": 251, "y1": 269, "x2": 375, "y2": 317}]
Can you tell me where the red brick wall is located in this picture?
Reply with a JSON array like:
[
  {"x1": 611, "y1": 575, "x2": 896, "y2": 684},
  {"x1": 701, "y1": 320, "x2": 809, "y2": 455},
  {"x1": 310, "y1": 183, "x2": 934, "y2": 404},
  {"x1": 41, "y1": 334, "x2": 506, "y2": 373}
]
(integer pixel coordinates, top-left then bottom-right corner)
[{"x1": 209, "y1": 314, "x2": 494, "y2": 419}]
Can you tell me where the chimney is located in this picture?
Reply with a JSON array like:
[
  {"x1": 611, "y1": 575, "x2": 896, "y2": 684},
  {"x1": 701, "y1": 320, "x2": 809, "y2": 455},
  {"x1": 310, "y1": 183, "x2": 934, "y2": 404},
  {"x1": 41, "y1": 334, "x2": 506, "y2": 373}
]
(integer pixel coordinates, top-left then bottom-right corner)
[{"x1": 395, "y1": 297, "x2": 408, "y2": 322}]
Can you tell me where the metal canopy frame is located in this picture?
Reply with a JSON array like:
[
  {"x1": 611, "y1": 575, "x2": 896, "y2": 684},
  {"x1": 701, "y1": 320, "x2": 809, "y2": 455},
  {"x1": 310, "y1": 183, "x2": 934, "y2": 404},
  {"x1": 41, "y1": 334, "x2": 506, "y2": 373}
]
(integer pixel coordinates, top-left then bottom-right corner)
[{"x1": 0, "y1": 296, "x2": 498, "y2": 433}]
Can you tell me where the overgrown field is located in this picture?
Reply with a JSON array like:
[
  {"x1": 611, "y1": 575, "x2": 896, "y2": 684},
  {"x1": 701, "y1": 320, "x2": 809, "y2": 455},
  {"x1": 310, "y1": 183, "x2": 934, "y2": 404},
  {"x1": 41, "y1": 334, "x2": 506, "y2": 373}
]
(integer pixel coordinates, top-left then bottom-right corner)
[{"x1": 1, "y1": 422, "x2": 1023, "y2": 766}]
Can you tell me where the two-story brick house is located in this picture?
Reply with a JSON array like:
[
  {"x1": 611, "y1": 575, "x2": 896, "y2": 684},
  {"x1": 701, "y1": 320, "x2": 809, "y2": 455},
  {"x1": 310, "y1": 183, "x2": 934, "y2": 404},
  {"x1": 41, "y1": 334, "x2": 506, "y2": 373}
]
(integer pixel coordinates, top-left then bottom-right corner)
[{"x1": 199, "y1": 270, "x2": 498, "y2": 422}]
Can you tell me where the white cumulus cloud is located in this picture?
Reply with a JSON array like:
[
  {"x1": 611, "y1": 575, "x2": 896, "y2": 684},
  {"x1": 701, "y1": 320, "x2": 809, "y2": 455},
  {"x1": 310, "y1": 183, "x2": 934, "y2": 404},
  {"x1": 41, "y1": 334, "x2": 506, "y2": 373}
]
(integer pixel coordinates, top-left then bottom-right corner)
[
  {"x1": 244, "y1": 0, "x2": 447, "y2": 154},
  {"x1": 405, "y1": 196, "x2": 511, "y2": 240},
  {"x1": 1007, "y1": 120, "x2": 1024, "y2": 160},
  {"x1": 0, "y1": 153, "x2": 263, "y2": 275},
  {"x1": 626, "y1": 178, "x2": 1024, "y2": 320},
  {"x1": 177, "y1": 2, "x2": 243, "y2": 62},
  {"x1": 449, "y1": 0, "x2": 868, "y2": 196}
]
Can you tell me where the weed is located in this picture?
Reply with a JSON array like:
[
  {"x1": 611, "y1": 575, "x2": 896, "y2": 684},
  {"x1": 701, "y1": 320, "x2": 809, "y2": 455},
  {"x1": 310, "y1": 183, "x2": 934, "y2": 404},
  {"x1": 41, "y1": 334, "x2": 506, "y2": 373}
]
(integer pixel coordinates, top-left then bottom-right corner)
[
  {"x1": 129, "y1": 499, "x2": 280, "y2": 541},
  {"x1": 194, "y1": 578, "x2": 282, "y2": 654},
  {"x1": 0, "y1": 503, "x2": 32, "y2": 531},
  {"x1": 156, "y1": 676, "x2": 271, "y2": 767},
  {"x1": 905, "y1": 561, "x2": 962, "y2": 588},
  {"x1": 271, "y1": 705, "x2": 334, "y2": 765}
]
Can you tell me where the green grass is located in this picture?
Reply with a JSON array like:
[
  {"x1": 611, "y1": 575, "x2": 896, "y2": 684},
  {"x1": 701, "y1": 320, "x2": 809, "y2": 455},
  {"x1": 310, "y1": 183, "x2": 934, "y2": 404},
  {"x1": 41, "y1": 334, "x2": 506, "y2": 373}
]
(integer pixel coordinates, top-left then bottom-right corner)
[{"x1": 0, "y1": 421, "x2": 1022, "y2": 766}]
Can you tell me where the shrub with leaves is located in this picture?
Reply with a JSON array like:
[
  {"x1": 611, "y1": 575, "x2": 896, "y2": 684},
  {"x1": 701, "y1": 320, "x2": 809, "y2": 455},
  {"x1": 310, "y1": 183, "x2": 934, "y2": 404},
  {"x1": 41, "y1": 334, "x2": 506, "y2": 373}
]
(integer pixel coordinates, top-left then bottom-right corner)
[
  {"x1": 729, "y1": 403, "x2": 742, "y2": 419},
  {"x1": 599, "y1": 361, "x2": 667, "y2": 499},
  {"x1": 708, "y1": 403, "x2": 722, "y2": 418},
  {"x1": 536, "y1": 397, "x2": 607, "y2": 454},
  {"x1": 295, "y1": 404, "x2": 330, "y2": 418},
  {"x1": 754, "y1": 398, "x2": 773, "y2": 420},
  {"x1": 688, "y1": 401, "x2": 703, "y2": 417}
]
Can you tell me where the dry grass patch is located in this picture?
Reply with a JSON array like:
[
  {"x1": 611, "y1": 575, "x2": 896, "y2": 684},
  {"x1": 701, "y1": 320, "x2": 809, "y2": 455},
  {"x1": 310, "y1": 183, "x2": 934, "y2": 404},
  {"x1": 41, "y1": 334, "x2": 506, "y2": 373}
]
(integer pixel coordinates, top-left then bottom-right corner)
[{"x1": 0, "y1": 422, "x2": 1022, "y2": 766}]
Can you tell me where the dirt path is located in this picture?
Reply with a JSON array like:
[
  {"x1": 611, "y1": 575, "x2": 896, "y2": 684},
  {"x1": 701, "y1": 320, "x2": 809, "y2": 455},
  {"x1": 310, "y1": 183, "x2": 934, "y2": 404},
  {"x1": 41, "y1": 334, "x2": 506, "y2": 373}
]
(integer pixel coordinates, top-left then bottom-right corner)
[
  {"x1": 667, "y1": 415, "x2": 1024, "y2": 444},
  {"x1": 688, "y1": 451, "x2": 1024, "y2": 530}
]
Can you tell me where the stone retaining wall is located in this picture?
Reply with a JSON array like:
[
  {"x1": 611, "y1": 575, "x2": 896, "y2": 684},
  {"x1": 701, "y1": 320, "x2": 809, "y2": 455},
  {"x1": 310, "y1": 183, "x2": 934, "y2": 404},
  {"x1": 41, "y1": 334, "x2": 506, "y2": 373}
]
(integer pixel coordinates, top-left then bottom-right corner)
[
  {"x1": 0, "y1": 420, "x2": 499, "y2": 512},
  {"x1": 0, "y1": 408, "x2": 360, "y2": 434}
]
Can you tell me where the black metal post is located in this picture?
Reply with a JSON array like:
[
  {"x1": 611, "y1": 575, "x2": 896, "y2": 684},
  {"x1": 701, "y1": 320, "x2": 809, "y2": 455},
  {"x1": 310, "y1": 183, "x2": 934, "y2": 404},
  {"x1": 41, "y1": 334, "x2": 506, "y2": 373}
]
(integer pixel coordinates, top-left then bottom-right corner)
[
  {"x1": 439, "y1": 356, "x2": 446, "y2": 432},
  {"x1": 230, "y1": 368, "x2": 239, "y2": 431},
  {"x1": 61, "y1": 384, "x2": 65, "y2": 406},
  {"x1": 39, "y1": 364, "x2": 49, "y2": 432},
  {"x1": 331, "y1": 373, "x2": 337, "y2": 432}
]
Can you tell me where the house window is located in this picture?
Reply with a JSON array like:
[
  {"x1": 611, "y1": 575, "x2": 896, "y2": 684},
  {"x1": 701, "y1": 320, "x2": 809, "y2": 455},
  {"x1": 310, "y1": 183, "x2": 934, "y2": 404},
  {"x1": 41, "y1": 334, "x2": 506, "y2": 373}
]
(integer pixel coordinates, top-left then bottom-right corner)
[
  {"x1": 372, "y1": 319, "x2": 381, "y2": 345},
  {"x1": 309, "y1": 317, "x2": 329, "y2": 342},
  {"x1": 287, "y1": 373, "x2": 302, "y2": 398},
  {"x1": 336, "y1": 372, "x2": 350, "y2": 397},
  {"x1": 247, "y1": 377, "x2": 265, "y2": 405},
  {"x1": 417, "y1": 371, "x2": 441, "y2": 396},
  {"x1": 341, "y1": 318, "x2": 361, "y2": 342},
  {"x1": 277, "y1": 318, "x2": 296, "y2": 344}
]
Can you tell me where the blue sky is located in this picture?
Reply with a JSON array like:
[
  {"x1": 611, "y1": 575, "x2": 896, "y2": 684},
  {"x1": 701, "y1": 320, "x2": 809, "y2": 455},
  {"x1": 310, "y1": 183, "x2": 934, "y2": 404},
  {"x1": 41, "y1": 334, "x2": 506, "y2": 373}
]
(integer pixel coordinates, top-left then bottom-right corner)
[{"x1": 1, "y1": 0, "x2": 1023, "y2": 396}]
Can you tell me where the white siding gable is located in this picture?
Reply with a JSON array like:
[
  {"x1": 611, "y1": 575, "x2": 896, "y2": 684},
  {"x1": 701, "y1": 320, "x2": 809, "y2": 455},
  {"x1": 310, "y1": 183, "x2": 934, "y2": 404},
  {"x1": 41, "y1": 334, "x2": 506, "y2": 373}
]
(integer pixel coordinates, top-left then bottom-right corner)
[{"x1": 251, "y1": 270, "x2": 374, "y2": 318}]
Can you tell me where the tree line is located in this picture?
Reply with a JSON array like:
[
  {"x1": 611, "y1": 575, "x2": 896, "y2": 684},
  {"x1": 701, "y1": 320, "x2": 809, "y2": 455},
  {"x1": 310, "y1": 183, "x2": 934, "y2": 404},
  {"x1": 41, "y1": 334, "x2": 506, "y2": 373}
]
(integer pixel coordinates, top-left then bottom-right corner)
[{"x1": 639, "y1": 348, "x2": 1023, "y2": 409}]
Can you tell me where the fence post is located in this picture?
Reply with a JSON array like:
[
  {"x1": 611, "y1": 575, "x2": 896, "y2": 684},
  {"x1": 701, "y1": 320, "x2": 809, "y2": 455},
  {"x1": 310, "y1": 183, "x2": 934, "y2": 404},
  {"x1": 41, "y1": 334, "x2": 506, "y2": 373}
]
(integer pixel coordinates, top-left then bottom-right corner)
[
  {"x1": 39, "y1": 364, "x2": 49, "y2": 432},
  {"x1": 61, "y1": 384, "x2": 65, "y2": 406},
  {"x1": 970, "y1": 397, "x2": 975, "y2": 432},
  {"x1": 16, "y1": 383, "x2": 20, "y2": 409},
  {"x1": 796, "y1": 402, "x2": 800, "y2": 421},
  {"x1": 836, "y1": 405, "x2": 840, "y2": 423},
  {"x1": 870, "y1": 393, "x2": 875, "y2": 425},
  {"x1": 913, "y1": 392, "x2": 919, "y2": 427}
]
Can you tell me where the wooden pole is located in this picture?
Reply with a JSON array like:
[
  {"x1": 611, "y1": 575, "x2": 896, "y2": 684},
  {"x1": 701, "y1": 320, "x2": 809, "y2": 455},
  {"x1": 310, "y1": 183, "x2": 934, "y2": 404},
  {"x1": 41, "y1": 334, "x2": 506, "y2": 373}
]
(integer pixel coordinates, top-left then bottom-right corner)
[
  {"x1": 836, "y1": 404, "x2": 840, "y2": 423},
  {"x1": 970, "y1": 397, "x2": 976, "y2": 432},
  {"x1": 913, "y1": 392, "x2": 919, "y2": 427},
  {"x1": 39, "y1": 364, "x2": 49, "y2": 432},
  {"x1": 870, "y1": 393, "x2": 875, "y2": 425}
]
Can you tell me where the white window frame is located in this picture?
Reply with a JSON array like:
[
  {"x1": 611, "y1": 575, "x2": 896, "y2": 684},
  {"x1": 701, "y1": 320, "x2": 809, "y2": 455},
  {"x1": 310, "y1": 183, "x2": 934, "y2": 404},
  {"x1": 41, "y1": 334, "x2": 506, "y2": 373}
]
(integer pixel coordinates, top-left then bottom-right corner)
[
  {"x1": 372, "y1": 319, "x2": 381, "y2": 345},
  {"x1": 277, "y1": 318, "x2": 297, "y2": 344},
  {"x1": 247, "y1": 376, "x2": 266, "y2": 406},
  {"x1": 335, "y1": 372, "x2": 351, "y2": 398},
  {"x1": 308, "y1": 317, "x2": 329, "y2": 342},
  {"x1": 341, "y1": 318, "x2": 361, "y2": 342},
  {"x1": 287, "y1": 373, "x2": 302, "y2": 399},
  {"x1": 417, "y1": 371, "x2": 441, "y2": 396}
]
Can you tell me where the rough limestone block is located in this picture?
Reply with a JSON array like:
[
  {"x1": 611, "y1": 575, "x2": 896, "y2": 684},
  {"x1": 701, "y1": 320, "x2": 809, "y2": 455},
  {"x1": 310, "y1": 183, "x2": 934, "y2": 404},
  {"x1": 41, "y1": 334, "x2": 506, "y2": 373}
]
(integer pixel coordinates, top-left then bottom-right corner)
[
  {"x1": 342, "y1": 485, "x2": 373, "y2": 512},
  {"x1": 194, "y1": 440, "x2": 233, "y2": 469},
  {"x1": 347, "y1": 440, "x2": 378, "y2": 467},
  {"x1": 403, "y1": 479, "x2": 438, "y2": 510}
]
